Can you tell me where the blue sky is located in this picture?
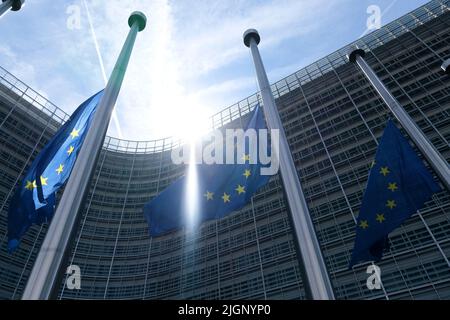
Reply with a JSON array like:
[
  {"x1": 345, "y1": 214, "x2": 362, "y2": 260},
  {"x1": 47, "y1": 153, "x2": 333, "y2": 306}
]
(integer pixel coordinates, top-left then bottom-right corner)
[{"x1": 0, "y1": 0, "x2": 430, "y2": 140}]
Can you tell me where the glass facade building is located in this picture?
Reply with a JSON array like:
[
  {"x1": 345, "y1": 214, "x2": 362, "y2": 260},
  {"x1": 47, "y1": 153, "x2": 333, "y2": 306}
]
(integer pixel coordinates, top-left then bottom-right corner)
[{"x1": 0, "y1": 0, "x2": 449, "y2": 300}]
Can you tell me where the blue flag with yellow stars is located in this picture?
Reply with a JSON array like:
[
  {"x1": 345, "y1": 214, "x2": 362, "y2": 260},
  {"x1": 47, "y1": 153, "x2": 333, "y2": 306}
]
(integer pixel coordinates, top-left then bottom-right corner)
[
  {"x1": 349, "y1": 119, "x2": 441, "y2": 267},
  {"x1": 7, "y1": 90, "x2": 104, "y2": 252},
  {"x1": 144, "y1": 105, "x2": 273, "y2": 236}
]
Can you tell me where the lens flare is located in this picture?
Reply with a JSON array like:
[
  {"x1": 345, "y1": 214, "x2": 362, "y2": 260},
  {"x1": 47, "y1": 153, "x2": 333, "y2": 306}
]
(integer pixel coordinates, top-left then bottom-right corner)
[{"x1": 184, "y1": 140, "x2": 199, "y2": 233}]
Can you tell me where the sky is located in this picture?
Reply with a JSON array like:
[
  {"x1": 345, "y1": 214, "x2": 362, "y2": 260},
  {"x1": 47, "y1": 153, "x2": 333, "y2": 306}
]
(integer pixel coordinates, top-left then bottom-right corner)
[{"x1": 0, "y1": 0, "x2": 431, "y2": 141}]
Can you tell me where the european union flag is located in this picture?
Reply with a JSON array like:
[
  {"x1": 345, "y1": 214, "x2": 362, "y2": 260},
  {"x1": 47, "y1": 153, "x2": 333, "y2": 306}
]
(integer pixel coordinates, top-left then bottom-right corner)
[
  {"x1": 144, "y1": 105, "x2": 273, "y2": 236},
  {"x1": 7, "y1": 90, "x2": 104, "y2": 252},
  {"x1": 349, "y1": 120, "x2": 441, "y2": 267}
]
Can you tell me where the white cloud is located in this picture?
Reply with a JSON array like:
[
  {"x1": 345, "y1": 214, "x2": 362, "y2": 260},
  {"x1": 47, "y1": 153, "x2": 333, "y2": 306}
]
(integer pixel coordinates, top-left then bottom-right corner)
[
  {"x1": 191, "y1": 76, "x2": 256, "y2": 102},
  {"x1": 0, "y1": 45, "x2": 37, "y2": 88},
  {"x1": 170, "y1": 0, "x2": 334, "y2": 76}
]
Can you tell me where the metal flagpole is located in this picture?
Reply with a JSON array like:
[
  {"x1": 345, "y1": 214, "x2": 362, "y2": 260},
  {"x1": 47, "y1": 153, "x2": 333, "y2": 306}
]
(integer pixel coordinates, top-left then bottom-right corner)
[
  {"x1": 347, "y1": 47, "x2": 450, "y2": 191},
  {"x1": 22, "y1": 11, "x2": 147, "y2": 300},
  {"x1": 0, "y1": 0, "x2": 24, "y2": 18},
  {"x1": 243, "y1": 29, "x2": 335, "y2": 300}
]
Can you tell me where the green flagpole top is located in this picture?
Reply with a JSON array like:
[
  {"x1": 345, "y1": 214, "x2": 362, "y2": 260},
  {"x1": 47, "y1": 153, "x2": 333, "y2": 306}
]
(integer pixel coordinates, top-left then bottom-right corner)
[{"x1": 128, "y1": 11, "x2": 147, "y2": 31}]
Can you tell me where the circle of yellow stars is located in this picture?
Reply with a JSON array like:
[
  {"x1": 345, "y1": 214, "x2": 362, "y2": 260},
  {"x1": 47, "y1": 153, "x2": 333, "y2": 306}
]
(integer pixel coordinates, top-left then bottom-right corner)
[
  {"x1": 24, "y1": 127, "x2": 80, "y2": 191},
  {"x1": 202, "y1": 154, "x2": 251, "y2": 205},
  {"x1": 358, "y1": 163, "x2": 399, "y2": 230}
]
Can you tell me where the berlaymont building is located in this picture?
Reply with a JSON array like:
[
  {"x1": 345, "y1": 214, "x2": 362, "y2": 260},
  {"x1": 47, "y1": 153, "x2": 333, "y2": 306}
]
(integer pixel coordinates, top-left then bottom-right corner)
[{"x1": 0, "y1": 0, "x2": 449, "y2": 300}]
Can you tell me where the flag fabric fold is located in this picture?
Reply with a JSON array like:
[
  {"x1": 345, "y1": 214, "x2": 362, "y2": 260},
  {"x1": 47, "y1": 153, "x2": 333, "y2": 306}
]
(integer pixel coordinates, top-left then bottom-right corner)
[
  {"x1": 349, "y1": 119, "x2": 441, "y2": 268},
  {"x1": 7, "y1": 90, "x2": 104, "y2": 252},
  {"x1": 144, "y1": 105, "x2": 273, "y2": 236}
]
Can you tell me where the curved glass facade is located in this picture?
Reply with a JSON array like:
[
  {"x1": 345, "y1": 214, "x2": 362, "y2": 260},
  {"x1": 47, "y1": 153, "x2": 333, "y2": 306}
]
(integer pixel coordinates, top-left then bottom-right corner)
[{"x1": 0, "y1": 0, "x2": 449, "y2": 300}]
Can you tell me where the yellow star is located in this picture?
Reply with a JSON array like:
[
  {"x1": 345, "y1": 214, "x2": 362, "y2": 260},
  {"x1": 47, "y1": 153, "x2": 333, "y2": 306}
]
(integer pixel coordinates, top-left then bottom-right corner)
[
  {"x1": 387, "y1": 182, "x2": 398, "y2": 192},
  {"x1": 222, "y1": 192, "x2": 231, "y2": 203},
  {"x1": 380, "y1": 166, "x2": 390, "y2": 176},
  {"x1": 235, "y1": 185, "x2": 245, "y2": 195},
  {"x1": 243, "y1": 169, "x2": 251, "y2": 179},
  {"x1": 25, "y1": 180, "x2": 35, "y2": 190},
  {"x1": 70, "y1": 128, "x2": 80, "y2": 139},
  {"x1": 67, "y1": 145, "x2": 75, "y2": 155},
  {"x1": 242, "y1": 154, "x2": 250, "y2": 162},
  {"x1": 359, "y1": 220, "x2": 369, "y2": 229},
  {"x1": 56, "y1": 164, "x2": 64, "y2": 175},
  {"x1": 40, "y1": 176, "x2": 48, "y2": 186},
  {"x1": 204, "y1": 191, "x2": 214, "y2": 201},
  {"x1": 386, "y1": 200, "x2": 396, "y2": 209},
  {"x1": 376, "y1": 214, "x2": 385, "y2": 223},
  {"x1": 370, "y1": 160, "x2": 376, "y2": 168}
]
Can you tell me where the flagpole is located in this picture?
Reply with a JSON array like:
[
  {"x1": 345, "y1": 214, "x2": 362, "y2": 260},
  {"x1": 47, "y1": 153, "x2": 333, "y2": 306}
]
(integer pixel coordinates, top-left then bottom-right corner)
[
  {"x1": 22, "y1": 11, "x2": 147, "y2": 300},
  {"x1": 347, "y1": 47, "x2": 450, "y2": 191},
  {"x1": 0, "y1": 0, "x2": 24, "y2": 18},
  {"x1": 243, "y1": 29, "x2": 335, "y2": 300}
]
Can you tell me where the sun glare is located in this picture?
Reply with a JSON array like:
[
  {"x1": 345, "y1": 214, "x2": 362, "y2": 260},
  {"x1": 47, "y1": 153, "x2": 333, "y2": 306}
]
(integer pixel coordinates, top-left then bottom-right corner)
[
  {"x1": 152, "y1": 96, "x2": 211, "y2": 144},
  {"x1": 177, "y1": 105, "x2": 210, "y2": 143},
  {"x1": 185, "y1": 139, "x2": 200, "y2": 233}
]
